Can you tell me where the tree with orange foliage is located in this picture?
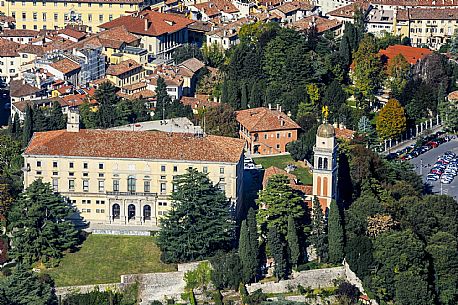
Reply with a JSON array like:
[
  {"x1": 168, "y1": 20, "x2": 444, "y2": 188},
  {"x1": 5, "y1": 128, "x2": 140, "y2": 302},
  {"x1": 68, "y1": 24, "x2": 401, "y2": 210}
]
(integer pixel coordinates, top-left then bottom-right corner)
[{"x1": 376, "y1": 98, "x2": 407, "y2": 140}]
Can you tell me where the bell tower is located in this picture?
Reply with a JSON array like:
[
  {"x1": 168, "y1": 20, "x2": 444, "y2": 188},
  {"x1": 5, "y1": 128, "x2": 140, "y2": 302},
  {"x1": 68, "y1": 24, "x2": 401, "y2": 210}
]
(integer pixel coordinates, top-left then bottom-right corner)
[
  {"x1": 67, "y1": 108, "x2": 80, "y2": 132},
  {"x1": 312, "y1": 108, "x2": 338, "y2": 211}
]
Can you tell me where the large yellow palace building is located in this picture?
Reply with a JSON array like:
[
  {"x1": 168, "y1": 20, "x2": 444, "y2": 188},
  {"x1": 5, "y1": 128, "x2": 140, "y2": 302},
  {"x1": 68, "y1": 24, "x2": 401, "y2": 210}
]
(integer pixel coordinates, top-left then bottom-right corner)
[
  {"x1": 23, "y1": 110, "x2": 245, "y2": 230},
  {"x1": 1, "y1": 0, "x2": 163, "y2": 31}
]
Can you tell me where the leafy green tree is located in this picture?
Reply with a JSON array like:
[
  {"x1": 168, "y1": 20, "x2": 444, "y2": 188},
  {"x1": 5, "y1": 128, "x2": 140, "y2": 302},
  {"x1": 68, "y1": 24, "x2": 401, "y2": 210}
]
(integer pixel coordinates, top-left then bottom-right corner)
[
  {"x1": 286, "y1": 215, "x2": 300, "y2": 268},
  {"x1": 0, "y1": 134, "x2": 21, "y2": 173},
  {"x1": 172, "y1": 43, "x2": 203, "y2": 64},
  {"x1": 157, "y1": 168, "x2": 234, "y2": 263},
  {"x1": 310, "y1": 196, "x2": 327, "y2": 263},
  {"x1": 324, "y1": 80, "x2": 347, "y2": 123},
  {"x1": 376, "y1": 98, "x2": 407, "y2": 140},
  {"x1": 78, "y1": 102, "x2": 98, "y2": 129},
  {"x1": 425, "y1": 232, "x2": 458, "y2": 305},
  {"x1": 352, "y1": 35, "x2": 383, "y2": 104},
  {"x1": 287, "y1": 126, "x2": 318, "y2": 163},
  {"x1": 249, "y1": 81, "x2": 264, "y2": 108},
  {"x1": 202, "y1": 43, "x2": 225, "y2": 68},
  {"x1": 210, "y1": 251, "x2": 242, "y2": 290},
  {"x1": 267, "y1": 227, "x2": 287, "y2": 280},
  {"x1": 94, "y1": 81, "x2": 120, "y2": 128},
  {"x1": 256, "y1": 174, "x2": 305, "y2": 237},
  {"x1": 131, "y1": 99, "x2": 150, "y2": 123},
  {"x1": 328, "y1": 200, "x2": 344, "y2": 264},
  {"x1": 204, "y1": 104, "x2": 238, "y2": 137},
  {"x1": 372, "y1": 230, "x2": 433, "y2": 305},
  {"x1": 7, "y1": 179, "x2": 79, "y2": 266},
  {"x1": 438, "y1": 96, "x2": 458, "y2": 132},
  {"x1": 22, "y1": 104, "x2": 33, "y2": 147},
  {"x1": 0, "y1": 264, "x2": 58, "y2": 305}
]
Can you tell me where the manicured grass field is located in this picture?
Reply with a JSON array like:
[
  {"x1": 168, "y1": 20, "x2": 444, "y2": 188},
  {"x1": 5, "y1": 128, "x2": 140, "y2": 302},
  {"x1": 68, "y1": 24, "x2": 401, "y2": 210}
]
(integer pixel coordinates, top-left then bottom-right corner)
[
  {"x1": 46, "y1": 234, "x2": 177, "y2": 287},
  {"x1": 253, "y1": 154, "x2": 313, "y2": 185}
]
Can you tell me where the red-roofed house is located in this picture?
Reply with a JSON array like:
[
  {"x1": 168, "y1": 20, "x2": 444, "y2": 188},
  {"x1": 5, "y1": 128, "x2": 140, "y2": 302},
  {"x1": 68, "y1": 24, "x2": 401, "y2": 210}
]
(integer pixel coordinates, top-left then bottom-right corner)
[
  {"x1": 236, "y1": 106, "x2": 301, "y2": 155},
  {"x1": 99, "y1": 10, "x2": 194, "y2": 61},
  {"x1": 379, "y1": 44, "x2": 432, "y2": 66}
]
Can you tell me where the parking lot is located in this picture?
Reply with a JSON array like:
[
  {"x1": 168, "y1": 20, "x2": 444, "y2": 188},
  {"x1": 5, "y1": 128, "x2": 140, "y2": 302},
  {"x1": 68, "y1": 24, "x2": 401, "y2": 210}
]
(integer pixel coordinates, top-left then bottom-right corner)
[{"x1": 410, "y1": 139, "x2": 458, "y2": 199}]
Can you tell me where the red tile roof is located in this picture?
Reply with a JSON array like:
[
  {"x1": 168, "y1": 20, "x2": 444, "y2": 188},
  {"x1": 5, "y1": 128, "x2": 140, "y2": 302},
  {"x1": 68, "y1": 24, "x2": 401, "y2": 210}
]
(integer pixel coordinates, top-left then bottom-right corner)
[
  {"x1": 262, "y1": 166, "x2": 312, "y2": 194},
  {"x1": 448, "y1": 91, "x2": 458, "y2": 101},
  {"x1": 106, "y1": 59, "x2": 141, "y2": 76},
  {"x1": 379, "y1": 44, "x2": 432, "y2": 65},
  {"x1": 327, "y1": 2, "x2": 370, "y2": 18},
  {"x1": 181, "y1": 96, "x2": 219, "y2": 109},
  {"x1": 288, "y1": 15, "x2": 341, "y2": 33},
  {"x1": 334, "y1": 127, "x2": 355, "y2": 140},
  {"x1": 236, "y1": 107, "x2": 301, "y2": 132},
  {"x1": 395, "y1": 8, "x2": 458, "y2": 21},
  {"x1": 10, "y1": 79, "x2": 41, "y2": 98},
  {"x1": 25, "y1": 129, "x2": 245, "y2": 163},
  {"x1": 0, "y1": 29, "x2": 39, "y2": 37},
  {"x1": 99, "y1": 10, "x2": 194, "y2": 37},
  {"x1": 50, "y1": 58, "x2": 81, "y2": 75},
  {"x1": 0, "y1": 38, "x2": 20, "y2": 56},
  {"x1": 59, "y1": 28, "x2": 86, "y2": 40}
]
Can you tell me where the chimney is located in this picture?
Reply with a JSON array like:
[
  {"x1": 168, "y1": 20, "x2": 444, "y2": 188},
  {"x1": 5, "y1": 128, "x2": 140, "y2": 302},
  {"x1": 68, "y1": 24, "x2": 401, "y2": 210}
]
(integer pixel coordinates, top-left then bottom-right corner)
[
  {"x1": 268, "y1": 103, "x2": 271, "y2": 110},
  {"x1": 144, "y1": 18, "x2": 149, "y2": 31},
  {"x1": 276, "y1": 103, "x2": 279, "y2": 110},
  {"x1": 67, "y1": 108, "x2": 80, "y2": 132}
]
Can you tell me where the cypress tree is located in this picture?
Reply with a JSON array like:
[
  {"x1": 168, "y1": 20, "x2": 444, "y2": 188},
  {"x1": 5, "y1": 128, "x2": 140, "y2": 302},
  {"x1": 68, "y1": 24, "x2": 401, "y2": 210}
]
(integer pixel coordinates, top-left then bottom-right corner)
[
  {"x1": 240, "y1": 82, "x2": 248, "y2": 109},
  {"x1": 328, "y1": 200, "x2": 344, "y2": 264},
  {"x1": 22, "y1": 104, "x2": 33, "y2": 148},
  {"x1": 287, "y1": 215, "x2": 300, "y2": 269},
  {"x1": 311, "y1": 196, "x2": 328, "y2": 263},
  {"x1": 11, "y1": 112, "x2": 21, "y2": 139},
  {"x1": 221, "y1": 79, "x2": 228, "y2": 104},
  {"x1": 267, "y1": 227, "x2": 287, "y2": 280},
  {"x1": 239, "y1": 219, "x2": 251, "y2": 283},
  {"x1": 94, "y1": 81, "x2": 119, "y2": 128},
  {"x1": 247, "y1": 208, "x2": 259, "y2": 273},
  {"x1": 249, "y1": 82, "x2": 262, "y2": 108},
  {"x1": 339, "y1": 36, "x2": 351, "y2": 69},
  {"x1": 32, "y1": 107, "x2": 49, "y2": 132},
  {"x1": 153, "y1": 76, "x2": 171, "y2": 120}
]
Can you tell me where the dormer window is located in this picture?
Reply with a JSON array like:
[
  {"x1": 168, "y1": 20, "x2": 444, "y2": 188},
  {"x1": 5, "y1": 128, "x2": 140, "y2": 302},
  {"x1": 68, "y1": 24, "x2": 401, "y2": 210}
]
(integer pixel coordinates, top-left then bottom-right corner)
[{"x1": 164, "y1": 20, "x2": 175, "y2": 26}]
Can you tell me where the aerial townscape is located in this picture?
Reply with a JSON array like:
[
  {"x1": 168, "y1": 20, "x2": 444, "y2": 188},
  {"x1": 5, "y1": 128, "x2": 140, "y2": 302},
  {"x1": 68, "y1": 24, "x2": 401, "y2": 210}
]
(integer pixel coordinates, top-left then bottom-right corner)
[{"x1": 2, "y1": 0, "x2": 458, "y2": 303}]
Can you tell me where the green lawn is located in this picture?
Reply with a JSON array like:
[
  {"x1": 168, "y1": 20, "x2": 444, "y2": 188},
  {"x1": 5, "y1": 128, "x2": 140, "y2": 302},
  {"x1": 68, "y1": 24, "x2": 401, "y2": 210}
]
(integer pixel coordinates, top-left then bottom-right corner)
[
  {"x1": 253, "y1": 154, "x2": 313, "y2": 185},
  {"x1": 46, "y1": 234, "x2": 177, "y2": 287}
]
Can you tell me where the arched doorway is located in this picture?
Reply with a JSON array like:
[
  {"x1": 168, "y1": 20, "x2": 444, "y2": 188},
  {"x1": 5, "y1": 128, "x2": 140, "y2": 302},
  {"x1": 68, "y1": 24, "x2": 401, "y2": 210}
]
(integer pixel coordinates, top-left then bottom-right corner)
[
  {"x1": 112, "y1": 204, "x2": 120, "y2": 219},
  {"x1": 143, "y1": 205, "x2": 151, "y2": 221},
  {"x1": 128, "y1": 204, "x2": 136, "y2": 221}
]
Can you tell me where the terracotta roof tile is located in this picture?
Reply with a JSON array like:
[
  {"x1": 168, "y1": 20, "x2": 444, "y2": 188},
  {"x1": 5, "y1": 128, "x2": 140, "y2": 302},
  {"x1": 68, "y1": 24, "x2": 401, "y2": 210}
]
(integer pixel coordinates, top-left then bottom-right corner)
[
  {"x1": 59, "y1": 28, "x2": 86, "y2": 40},
  {"x1": 396, "y1": 8, "x2": 458, "y2": 21},
  {"x1": 25, "y1": 129, "x2": 245, "y2": 163},
  {"x1": 0, "y1": 29, "x2": 39, "y2": 37},
  {"x1": 10, "y1": 79, "x2": 41, "y2": 97},
  {"x1": 262, "y1": 167, "x2": 312, "y2": 194},
  {"x1": 50, "y1": 58, "x2": 81, "y2": 75},
  {"x1": 99, "y1": 10, "x2": 194, "y2": 37},
  {"x1": 379, "y1": 44, "x2": 432, "y2": 65},
  {"x1": 106, "y1": 59, "x2": 141, "y2": 76},
  {"x1": 334, "y1": 127, "x2": 355, "y2": 140},
  {"x1": 327, "y1": 2, "x2": 370, "y2": 18},
  {"x1": 288, "y1": 15, "x2": 341, "y2": 33},
  {"x1": 448, "y1": 91, "x2": 458, "y2": 101},
  {"x1": 181, "y1": 96, "x2": 219, "y2": 109},
  {"x1": 0, "y1": 38, "x2": 20, "y2": 56},
  {"x1": 179, "y1": 58, "x2": 205, "y2": 73},
  {"x1": 236, "y1": 107, "x2": 301, "y2": 132}
]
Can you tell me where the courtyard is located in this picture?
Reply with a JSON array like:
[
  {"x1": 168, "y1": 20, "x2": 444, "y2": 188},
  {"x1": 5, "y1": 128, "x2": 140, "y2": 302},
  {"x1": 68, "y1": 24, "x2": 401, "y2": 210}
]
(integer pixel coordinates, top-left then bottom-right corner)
[{"x1": 45, "y1": 234, "x2": 177, "y2": 286}]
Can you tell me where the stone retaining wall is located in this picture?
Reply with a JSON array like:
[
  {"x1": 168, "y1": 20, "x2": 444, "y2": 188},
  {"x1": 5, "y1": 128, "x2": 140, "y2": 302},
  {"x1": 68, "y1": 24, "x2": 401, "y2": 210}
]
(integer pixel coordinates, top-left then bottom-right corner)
[
  {"x1": 55, "y1": 283, "x2": 123, "y2": 298},
  {"x1": 246, "y1": 267, "x2": 345, "y2": 294}
]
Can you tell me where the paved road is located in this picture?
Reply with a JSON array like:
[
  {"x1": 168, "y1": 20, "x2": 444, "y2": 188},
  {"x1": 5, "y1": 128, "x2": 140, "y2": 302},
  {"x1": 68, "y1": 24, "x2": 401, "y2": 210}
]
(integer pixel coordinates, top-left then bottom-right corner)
[{"x1": 409, "y1": 139, "x2": 458, "y2": 199}]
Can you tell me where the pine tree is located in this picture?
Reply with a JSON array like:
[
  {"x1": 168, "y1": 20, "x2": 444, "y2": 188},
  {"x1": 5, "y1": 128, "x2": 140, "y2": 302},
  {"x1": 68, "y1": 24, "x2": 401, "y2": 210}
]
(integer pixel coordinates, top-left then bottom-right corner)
[
  {"x1": 328, "y1": 200, "x2": 344, "y2": 264},
  {"x1": 0, "y1": 264, "x2": 58, "y2": 305},
  {"x1": 241, "y1": 82, "x2": 248, "y2": 109},
  {"x1": 22, "y1": 104, "x2": 33, "y2": 148},
  {"x1": 287, "y1": 215, "x2": 300, "y2": 268},
  {"x1": 7, "y1": 179, "x2": 79, "y2": 266},
  {"x1": 94, "y1": 81, "x2": 119, "y2": 128},
  {"x1": 311, "y1": 196, "x2": 328, "y2": 263},
  {"x1": 267, "y1": 227, "x2": 287, "y2": 280},
  {"x1": 49, "y1": 101, "x2": 66, "y2": 130},
  {"x1": 33, "y1": 107, "x2": 49, "y2": 132},
  {"x1": 256, "y1": 174, "x2": 305, "y2": 236},
  {"x1": 157, "y1": 168, "x2": 235, "y2": 263}
]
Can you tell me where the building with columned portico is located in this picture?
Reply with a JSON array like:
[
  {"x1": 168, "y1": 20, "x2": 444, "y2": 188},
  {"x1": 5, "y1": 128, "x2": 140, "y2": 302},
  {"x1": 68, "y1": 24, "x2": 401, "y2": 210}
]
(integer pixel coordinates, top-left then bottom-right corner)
[{"x1": 22, "y1": 109, "x2": 245, "y2": 230}]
